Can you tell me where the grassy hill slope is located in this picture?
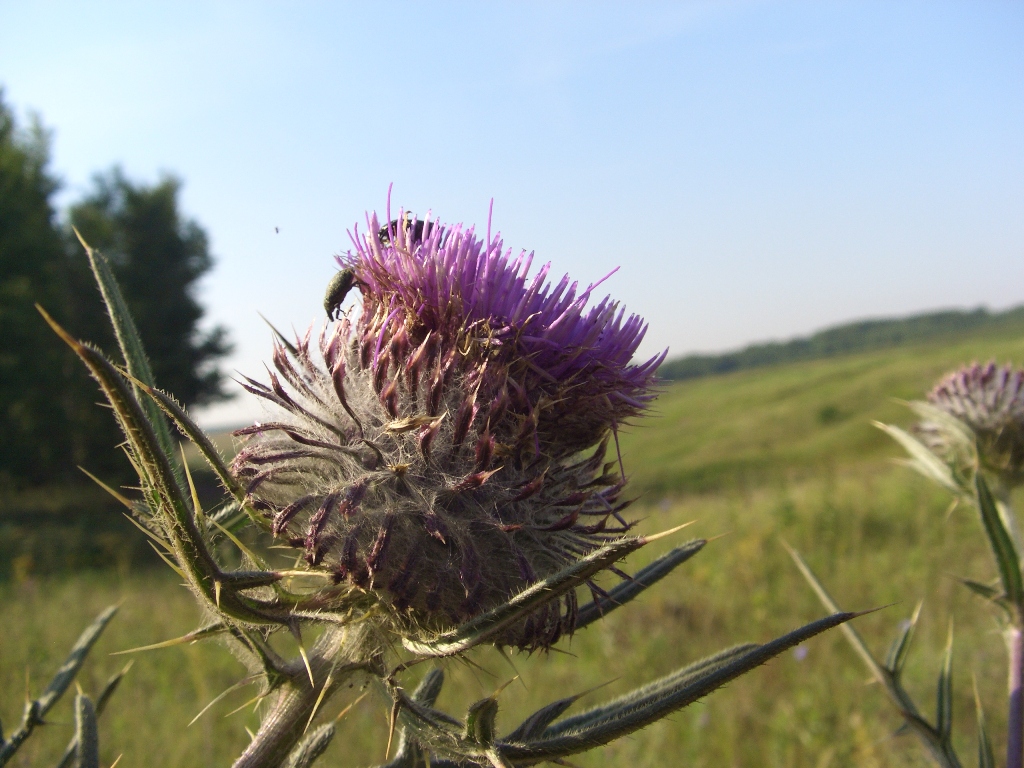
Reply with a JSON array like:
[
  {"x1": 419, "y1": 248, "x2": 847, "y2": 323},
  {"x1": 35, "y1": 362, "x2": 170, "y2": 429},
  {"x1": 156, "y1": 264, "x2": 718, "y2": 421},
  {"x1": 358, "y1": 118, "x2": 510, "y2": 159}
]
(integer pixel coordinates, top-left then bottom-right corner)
[
  {"x1": 658, "y1": 304, "x2": 1024, "y2": 381},
  {"x1": 6, "y1": 321, "x2": 1024, "y2": 766},
  {"x1": 620, "y1": 324, "x2": 1024, "y2": 495}
]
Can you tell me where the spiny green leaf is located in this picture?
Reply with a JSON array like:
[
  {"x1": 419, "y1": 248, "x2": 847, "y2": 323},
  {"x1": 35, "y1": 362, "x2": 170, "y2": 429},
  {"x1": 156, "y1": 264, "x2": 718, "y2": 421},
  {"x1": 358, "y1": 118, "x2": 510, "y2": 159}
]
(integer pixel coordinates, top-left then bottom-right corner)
[
  {"x1": 556, "y1": 643, "x2": 758, "y2": 734},
  {"x1": 504, "y1": 694, "x2": 588, "y2": 745},
  {"x1": 975, "y1": 473, "x2": 1023, "y2": 606},
  {"x1": 283, "y1": 724, "x2": 335, "y2": 768},
  {"x1": 575, "y1": 539, "x2": 706, "y2": 630},
  {"x1": 74, "y1": 230, "x2": 177, "y2": 473},
  {"x1": 131, "y1": 379, "x2": 268, "y2": 531},
  {"x1": 0, "y1": 607, "x2": 118, "y2": 766},
  {"x1": 496, "y1": 612, "x2": 857, "y2": 763},
  {"x1": 401, "y1": 523, "x2": 692, "y2": 657},
  {"x1": 73, "y1": 694, "x2": 99, "y2": 768},
  {"x1": 403, "y1": 535, "x2": 653, "y2": 656},
  {"x1": 465, "y1": 698, "x2": 500, "y2": 746}
]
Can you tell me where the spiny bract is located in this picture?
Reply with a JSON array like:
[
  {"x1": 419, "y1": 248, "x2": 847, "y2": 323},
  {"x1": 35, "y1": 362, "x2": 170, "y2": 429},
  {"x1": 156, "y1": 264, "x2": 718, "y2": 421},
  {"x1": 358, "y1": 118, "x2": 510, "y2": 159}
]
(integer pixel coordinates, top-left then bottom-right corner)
[{"x1": 232, "y1": 206, "x2": 665, "y2": 651}]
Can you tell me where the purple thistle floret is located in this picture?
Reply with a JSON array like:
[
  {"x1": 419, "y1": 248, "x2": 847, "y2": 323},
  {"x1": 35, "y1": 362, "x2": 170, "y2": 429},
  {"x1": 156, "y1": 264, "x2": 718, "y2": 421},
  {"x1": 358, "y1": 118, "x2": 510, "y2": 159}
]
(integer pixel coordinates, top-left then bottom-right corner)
[
  {"x1": 922, "y1": 361, "x2": 1024, "y2": 487},
  {"x1": 345, "y1": 208, "x2": 666, "y2": 454},
  {"x1": 232, "y1": 204, "x2": 665, "y2": 651}
]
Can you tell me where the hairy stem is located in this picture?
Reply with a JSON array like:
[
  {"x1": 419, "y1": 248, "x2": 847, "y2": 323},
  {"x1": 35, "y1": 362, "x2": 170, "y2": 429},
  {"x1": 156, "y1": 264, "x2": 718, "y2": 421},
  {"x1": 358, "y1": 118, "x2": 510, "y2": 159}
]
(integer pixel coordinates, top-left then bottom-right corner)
[
  {"x1": 231, "y1": 627, "x2": 369, "y2": 768},
  {"x1": 1008, "y1": 626, "x2": 1024, "y2": 768}
]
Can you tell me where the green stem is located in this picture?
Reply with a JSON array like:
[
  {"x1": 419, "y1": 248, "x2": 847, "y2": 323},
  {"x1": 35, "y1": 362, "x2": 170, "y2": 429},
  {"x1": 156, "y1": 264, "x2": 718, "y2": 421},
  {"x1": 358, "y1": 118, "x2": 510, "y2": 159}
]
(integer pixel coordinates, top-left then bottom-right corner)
[{"x1": 231, "y1": 627, "x2": 370, "y2": 768}]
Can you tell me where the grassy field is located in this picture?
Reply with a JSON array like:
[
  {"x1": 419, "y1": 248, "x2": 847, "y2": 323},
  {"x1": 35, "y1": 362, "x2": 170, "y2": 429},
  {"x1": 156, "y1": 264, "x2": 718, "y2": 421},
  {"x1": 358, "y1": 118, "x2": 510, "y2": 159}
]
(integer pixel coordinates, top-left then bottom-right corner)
[{"x1": 4, "y1": 328, "x2": 1024, "y2": 767}]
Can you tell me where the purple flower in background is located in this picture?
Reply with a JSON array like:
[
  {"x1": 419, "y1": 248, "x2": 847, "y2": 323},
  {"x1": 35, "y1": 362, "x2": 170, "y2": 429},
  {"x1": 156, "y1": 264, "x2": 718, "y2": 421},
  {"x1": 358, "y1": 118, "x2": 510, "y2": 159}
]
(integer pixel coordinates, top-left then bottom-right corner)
[
  {"x1": 232, "y1": 203, "x2": 665, "y2": 650},
  {"x1": 921, "y1": 361, "x2": 1024, "y2": 487}
]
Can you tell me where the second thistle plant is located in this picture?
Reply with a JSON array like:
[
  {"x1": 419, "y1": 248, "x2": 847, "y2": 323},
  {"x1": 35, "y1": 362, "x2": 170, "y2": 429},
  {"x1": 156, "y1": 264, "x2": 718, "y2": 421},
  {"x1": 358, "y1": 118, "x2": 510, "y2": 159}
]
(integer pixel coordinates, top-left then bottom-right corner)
[
  {"x1": 46, "y1": 201, "x2": 855, "y2": 767},
  {"x1": 792, "y1": 360, "x2": 1024, "y2": 768}
]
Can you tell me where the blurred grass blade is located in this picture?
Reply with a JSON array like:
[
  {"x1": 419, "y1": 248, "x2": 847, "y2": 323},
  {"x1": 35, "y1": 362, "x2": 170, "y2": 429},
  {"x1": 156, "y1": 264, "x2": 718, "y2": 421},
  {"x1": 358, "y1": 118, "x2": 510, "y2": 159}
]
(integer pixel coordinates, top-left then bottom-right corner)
[
  {"x1": 958, "y1": 578, "x2": 1002, "y2": 602},
  {"x1": 0, "y1": 607, "x2": 118, "y2": 766},
  {"x1": 936, "y1": 622, "x2": 954, "y2": 745},
  {"x1": 884, "y1": 602, "x2": 922, "y2": 679},
  {"x1": 974, "y1": 676, "x2": 995, "y2": 768},
  {"x1": 785, "y1": 541, "x2": 963, "y2": 768},
  {"x1": 402, "y1": 536, "x2": 649, "y2": 656},
  {"x1": 575, "y1": 539, "x2": 706, "y2": 630},
  {"x1": 74, "y1": 230, "x2": 177, "y2": 468},
  {"x1": 975, "y1": 474, "x2": 1023, "y2": 606},
  {"x1": 38, "y1": 606, "x2": 118, "y2": 716},
  {"x1": 874, "y1": 422, "x2": 959, "y2": 494},
  {"x1": 283, "y1": 724, "x2": 335, "y2": 768},
  {"x1": 73, "y1": 694, "x2": 99, "y2": 768},
  {"x1": 783, "y1": 540, "x2": 888, "y2": 684},
  {"x1": 57, "y1": 663, "x2": 133, "y2": 768}
]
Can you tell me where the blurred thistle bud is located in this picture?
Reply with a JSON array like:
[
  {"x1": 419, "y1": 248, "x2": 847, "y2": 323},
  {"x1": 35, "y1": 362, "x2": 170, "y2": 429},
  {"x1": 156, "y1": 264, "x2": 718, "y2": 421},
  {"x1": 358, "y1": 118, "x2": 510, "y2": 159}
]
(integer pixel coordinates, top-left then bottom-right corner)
[
  {"x1": 918, "y1": 361, "x2": 1024, "y2": 489},
  {"x1": 232, "y1": 205, "x2": 666, "y2": 650}
]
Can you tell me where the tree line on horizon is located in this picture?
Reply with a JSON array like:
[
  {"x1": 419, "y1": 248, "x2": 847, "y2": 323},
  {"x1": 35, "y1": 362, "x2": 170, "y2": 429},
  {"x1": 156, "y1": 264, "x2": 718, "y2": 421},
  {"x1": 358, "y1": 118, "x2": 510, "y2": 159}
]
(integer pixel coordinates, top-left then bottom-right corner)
[
  {"x1": 657, "y1": 305, "x2": 1024, "y2": 382},
  {"x1": 0, "y1": 91, "x2": 231, "y2": 492}
]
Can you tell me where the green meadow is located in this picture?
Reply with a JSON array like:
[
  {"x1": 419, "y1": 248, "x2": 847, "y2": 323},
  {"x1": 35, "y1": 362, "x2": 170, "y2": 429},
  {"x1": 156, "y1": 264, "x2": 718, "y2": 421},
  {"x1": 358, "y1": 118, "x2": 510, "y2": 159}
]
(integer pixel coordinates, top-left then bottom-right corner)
[{"x1": 5, "y1": 326, "x2": 1024, "y2": 767}]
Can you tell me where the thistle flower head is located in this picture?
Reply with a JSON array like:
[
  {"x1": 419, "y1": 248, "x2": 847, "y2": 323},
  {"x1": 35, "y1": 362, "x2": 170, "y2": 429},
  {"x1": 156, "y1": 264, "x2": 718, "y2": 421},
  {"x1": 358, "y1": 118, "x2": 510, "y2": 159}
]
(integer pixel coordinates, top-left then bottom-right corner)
[
  {"x1": 920, "y1": 361, "x2": 1024, "y2": 487},
  {"x1": 232, "y1": 205, "x2": 665, "y2": 650}
]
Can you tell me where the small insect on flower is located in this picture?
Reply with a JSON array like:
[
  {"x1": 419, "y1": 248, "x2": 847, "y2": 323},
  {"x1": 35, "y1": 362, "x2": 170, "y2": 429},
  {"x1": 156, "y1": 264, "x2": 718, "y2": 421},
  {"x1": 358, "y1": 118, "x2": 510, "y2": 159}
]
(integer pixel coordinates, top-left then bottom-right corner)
[
  {"x1": 324, "y1": 268, "x2": 356, "y2": 321},
  {"x1": 234, "y1": 202, "x2": 666, "y2": 651},
  {"x1": 377, "y1": 212, "x2": 432, "y2": 247}
]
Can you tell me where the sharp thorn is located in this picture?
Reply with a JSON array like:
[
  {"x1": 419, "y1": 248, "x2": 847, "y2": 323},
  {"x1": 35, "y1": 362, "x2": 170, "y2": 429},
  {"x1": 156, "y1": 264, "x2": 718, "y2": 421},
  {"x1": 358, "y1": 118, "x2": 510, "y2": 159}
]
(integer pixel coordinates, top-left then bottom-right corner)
[
  {"x1": 385, "y1": 698, "x2": 400, "y2": 759},
  {"x1": 334, "y1": 691, "x2": 368, "y2": 722},
  {"x1": 304, "y1": 674, "x2": 333, "y2": 734},
  {"x1": 640, "y1": 520, "x2": 697, "y2": 543}
]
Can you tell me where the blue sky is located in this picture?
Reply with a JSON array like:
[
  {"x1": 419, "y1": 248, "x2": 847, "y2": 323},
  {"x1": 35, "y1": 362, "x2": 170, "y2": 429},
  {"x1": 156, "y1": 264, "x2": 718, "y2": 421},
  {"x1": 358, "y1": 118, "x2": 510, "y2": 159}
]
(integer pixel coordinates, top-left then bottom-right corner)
[{"x1": 2, "y1": 1, "x2": 1022, "y2": 427}]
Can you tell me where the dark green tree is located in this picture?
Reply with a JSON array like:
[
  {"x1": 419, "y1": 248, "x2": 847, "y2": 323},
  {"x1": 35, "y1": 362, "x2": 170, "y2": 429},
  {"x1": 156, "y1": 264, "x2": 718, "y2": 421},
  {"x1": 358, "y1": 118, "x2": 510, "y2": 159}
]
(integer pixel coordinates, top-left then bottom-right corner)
[
  {"x1": 69, "y1": 168, "x2": 231, "y2": 408},
  {"x1": 0, "y1": 91, "x2": 79, "y2": 487},
  {"x1": 0, "y1": 91, "x2": 231, "y2": 491}
]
